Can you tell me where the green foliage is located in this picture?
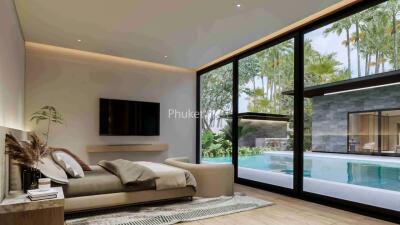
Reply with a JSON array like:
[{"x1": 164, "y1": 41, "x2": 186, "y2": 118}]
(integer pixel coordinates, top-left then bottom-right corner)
[
  {"x1": 30, "y1": 106, "x2": 64, "y2": 145},
  {"x1": 201, "y1": 131, "x2": 232, "y2": 158},
  {"x1": 30, "y1": 106, "x2": 63, "y2": 125},
  {"x1": 200, "y1": 64, "x2": 233, "y2": 131},
  {"x1": 239, "y1": 40, "x2": 294, "y2": 115},
  {"x1": 201, "y1": 130, "x2": 214, "y2": 150},
  {"x1": 238, "y1": 146, "x2": 264, "y2": 156},
  {"x1": 202, "y1": 129, "x2": 281, "y2": 158}
]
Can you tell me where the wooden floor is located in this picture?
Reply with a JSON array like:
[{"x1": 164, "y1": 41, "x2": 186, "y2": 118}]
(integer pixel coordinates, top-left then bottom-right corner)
[{"x1": 183, "y1": 184, "x2": 396, "y2": 225}]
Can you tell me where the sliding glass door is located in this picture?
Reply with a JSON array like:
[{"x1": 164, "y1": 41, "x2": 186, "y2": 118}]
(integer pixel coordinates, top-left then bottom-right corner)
[
  {"x1": 197, "y1": 0, "x2": 400, "y2": 218},
  {"x1": 237, "y1": 39, "x2": 295, "y2": 188},
  {"x1": 303, "y1": 0, "x2": 400, "y2": 211},
  {"x1": 348, "y1": 112, "x2": 379, "y2": 154},
  {"x1": 381, "y1": 110, "x2": 400, "y2": 153}
]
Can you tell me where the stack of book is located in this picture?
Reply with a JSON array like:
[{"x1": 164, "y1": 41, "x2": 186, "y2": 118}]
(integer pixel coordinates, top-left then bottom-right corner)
[{"x1": 27, "y1": 188, "x2": 58, "y2": 201}]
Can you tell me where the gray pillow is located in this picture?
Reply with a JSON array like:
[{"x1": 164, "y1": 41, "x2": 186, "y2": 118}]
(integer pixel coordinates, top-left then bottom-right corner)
[
  {"x1": 52, "y1": 151, "x2": 84, "y2": 178},
  {"x1": 37, "y1": 156, "x2": 69, "y2": 184}
]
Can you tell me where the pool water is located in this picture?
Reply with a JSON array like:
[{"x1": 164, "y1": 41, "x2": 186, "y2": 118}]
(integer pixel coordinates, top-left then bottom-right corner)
[{"x1": 202, "y1": 153, "x2": 400, "y2": 192}]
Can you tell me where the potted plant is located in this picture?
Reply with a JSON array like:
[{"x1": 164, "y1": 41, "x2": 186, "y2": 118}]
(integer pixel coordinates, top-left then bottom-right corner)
[
  {"x1": 5, "y1": 106, "x2": 64, "y2": 192},
  {"x1": 30, "y1": 106, "x2": 64, "y2": 146},
  {"x1": 5, "y1": 133, "x2": 47, "y2": 192}
]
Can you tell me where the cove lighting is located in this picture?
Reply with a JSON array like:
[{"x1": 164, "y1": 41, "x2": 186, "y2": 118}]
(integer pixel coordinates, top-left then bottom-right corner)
[{"x1": 324, "y1": 82, "x2": 400, "y2": 96}]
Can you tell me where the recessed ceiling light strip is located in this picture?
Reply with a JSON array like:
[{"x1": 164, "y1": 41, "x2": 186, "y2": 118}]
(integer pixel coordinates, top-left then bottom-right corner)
[{"x1": 324, "y1": 82, "x2": 400, "y2": 96}]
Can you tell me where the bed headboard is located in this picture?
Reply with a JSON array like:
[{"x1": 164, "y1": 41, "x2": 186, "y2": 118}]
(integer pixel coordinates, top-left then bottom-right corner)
[{"x1": 0, "y1": 127, "x2": 26, "y2": 202}]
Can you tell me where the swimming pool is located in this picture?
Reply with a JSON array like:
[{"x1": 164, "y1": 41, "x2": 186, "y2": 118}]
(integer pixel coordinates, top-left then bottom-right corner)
[{"x1": 202, "y1": 152, "x2": 400, "y2": 192}]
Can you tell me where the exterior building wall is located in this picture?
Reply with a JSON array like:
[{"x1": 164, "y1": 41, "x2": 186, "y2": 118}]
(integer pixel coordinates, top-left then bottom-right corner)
[
  {"x1": 239, "y1": 120, "x2": 287, "y2": 147},
  {"x1": 312, "y1": 84, "x2": 400, "y2": 153}
]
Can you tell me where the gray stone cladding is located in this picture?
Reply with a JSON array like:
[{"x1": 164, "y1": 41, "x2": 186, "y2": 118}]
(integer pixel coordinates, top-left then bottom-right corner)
[{"x1": 312, "y1": 84, "x2": 400, "y2": 152}]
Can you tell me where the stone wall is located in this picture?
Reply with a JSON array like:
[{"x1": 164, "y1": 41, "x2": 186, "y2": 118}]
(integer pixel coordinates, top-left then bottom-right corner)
[
  {"x1": 312, "y1": 84, "x2": 400, "y2": 152},
  {"x1": 239, "y1": 120, "x2": 287, "y2": 147}
]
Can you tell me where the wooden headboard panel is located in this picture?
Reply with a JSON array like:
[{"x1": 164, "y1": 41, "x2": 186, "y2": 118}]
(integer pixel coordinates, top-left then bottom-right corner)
[{"x1": 0, "y1": 127, "x2": 26, "y2": 202}]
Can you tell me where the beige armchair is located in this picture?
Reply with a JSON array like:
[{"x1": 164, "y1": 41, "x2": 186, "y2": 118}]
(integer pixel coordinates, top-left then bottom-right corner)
[
  {"x1": 362, "y1": 142, "x2": 375, "y2": 152},
  {"x1": 395, "y1": 145, "x2": 400, "y2": 153},
  {"x1": 165, "y1": 157, "x2": 234, "y2": 198}
]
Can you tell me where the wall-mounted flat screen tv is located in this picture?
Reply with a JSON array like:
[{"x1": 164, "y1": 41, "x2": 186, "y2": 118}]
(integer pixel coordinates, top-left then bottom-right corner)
[{"x1": 100, "y1": 98, "x2": 160, "y2": 136}]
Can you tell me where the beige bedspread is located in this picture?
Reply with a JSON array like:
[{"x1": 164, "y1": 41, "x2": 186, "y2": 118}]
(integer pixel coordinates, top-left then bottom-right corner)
[
  {"x1": 98, "y1": 159, "x2": 196, "y2": 191},
  {"x1": 135, "y1": 161, "x2": 197, "y2": 190},
  {"x1": 98, "y1": 159, "x2": 158, "y2": 185}
]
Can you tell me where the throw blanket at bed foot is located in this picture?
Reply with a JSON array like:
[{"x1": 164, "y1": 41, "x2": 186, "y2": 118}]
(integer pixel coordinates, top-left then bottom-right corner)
[
  {"x1": 98, "y1": 159, "x2": 196, "y2": 190},
  {"x1": 65, "y1": 193, "x2": 273, "y2": 225}
]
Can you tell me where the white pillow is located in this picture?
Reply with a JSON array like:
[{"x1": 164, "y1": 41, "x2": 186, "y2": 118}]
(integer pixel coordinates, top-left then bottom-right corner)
[
  {"x1": 37, "y1": 156, "x2": 69, "y2": 184},
  {"x1": 52, "y1": 151, "x2": 85, "y2": 178}
]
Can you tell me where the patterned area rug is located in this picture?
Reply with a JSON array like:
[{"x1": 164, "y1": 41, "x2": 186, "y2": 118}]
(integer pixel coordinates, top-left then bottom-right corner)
[{"x1": 65, "y1": 193, "x2": 273, "y2": 225}]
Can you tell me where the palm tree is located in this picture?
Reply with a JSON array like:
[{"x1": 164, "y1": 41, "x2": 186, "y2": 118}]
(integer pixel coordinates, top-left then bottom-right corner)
[
  {"x1": 256, "y1": 51, "x2": 267, "y2": 99},
  {"x1": 260, "y1": 40, "x2": 293, "y2": 113},
  {"x1": 359, "y1": 29, "x2": 374, "y2": 75},
  {"x1": 351, "y1": 13, "x2": 364, "y2": 77},
  {"x1": 239, "y1": 55, "x2": 260, "y2": 110},
  {"x1": 357, "y1": 7, "x2": 376, "y2": 76},
  {"x1": 324, "y1": 17, "x2": 353, "y2": 76},
  {"x1": 385, "y1": 0, "x2": 400, "y2": 70},
  {"x1": 372, "y1": 9, "x2": 391, "y2": 73}
]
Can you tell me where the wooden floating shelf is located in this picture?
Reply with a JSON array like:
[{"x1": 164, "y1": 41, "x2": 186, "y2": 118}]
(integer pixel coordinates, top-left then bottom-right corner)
[{"x1": 86, "y1": 144, "x2": 168, "y2": 153}]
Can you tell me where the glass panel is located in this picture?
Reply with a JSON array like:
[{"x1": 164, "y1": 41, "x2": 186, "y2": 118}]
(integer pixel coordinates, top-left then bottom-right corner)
[
  {"x1": 348, "y1": 112, "x2": 379, "y2": 154},
  {"x1": 237, "y1": 38, "x2": 294, "y2": 188},
  {"x1": 304, "y1": 89, "x2": 400, "y2": 212},
  {"x1": 381, "y1": 110, "x2": 400, "y2": 153},
  {"x1": 305, "y1": 0, "x2": 400, "y2": 87},
  {"x1": 303, "y1": 0, "x2": 400, "y2": 212},
  {"x1": 199, "y1": 64, "x2": 233, "y2": 164},
  {"x1": 348, "y1": 109, "x2": 400, "y2": 154}
]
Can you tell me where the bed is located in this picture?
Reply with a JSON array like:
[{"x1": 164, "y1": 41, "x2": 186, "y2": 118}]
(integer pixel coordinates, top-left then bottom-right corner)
[
  {"x1": 8, "y1": 157, "x2": 233, "y2": 213},
  {"x1": 59, "y1": 159, "x2": 199, "y2": 213}
]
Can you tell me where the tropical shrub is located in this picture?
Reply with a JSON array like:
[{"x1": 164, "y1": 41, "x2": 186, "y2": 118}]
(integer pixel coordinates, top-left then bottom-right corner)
[
  {"x1": 238, "y1": 146, "x2": 265, "y2": 156},
  {"x1": 201, "y1": 131, "x2": 232, "y2": 158}
]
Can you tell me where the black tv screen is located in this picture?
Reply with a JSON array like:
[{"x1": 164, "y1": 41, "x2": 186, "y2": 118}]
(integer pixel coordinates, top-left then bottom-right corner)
[{"x1": 100, "y1": 98, "x2": 160, "y2": 136}]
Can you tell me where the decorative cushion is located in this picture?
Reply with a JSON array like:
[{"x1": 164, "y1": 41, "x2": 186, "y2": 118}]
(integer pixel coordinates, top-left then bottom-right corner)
[
  {"x1": 49, "y1": 148, "x2": 92, "y2": 171},
  {"x1": 37, "y1": 156, "x2": 69, "y2": 184},
  {"x1": 52, "y1": 151, "x2": 85, "y2": 178}
]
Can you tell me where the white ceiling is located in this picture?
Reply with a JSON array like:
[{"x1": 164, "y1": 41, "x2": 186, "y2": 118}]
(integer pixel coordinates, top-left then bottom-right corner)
[{"x1": 15, "y1": 0, "x2": 341, "y2": 69}]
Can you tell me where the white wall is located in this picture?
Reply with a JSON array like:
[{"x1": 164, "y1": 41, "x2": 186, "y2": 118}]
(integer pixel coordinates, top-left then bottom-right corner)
[
  {"x1": 25, "y1": 43, "x2": 196, "y2": 164},
  {"x1": 0, "y1": 0, "x2": 25, "y2": 201},
  {"x1": 0, "y1": 0, "x2": 25, "y2": 130}
]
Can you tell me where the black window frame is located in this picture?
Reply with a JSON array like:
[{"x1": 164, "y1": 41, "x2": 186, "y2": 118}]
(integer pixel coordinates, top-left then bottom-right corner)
[
  {"x1": 196, "y1": 0, "x2": 400, "y2": 222},
  {"x1": 347, "y1": 108, "x2": 400, "y2": 156}
]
